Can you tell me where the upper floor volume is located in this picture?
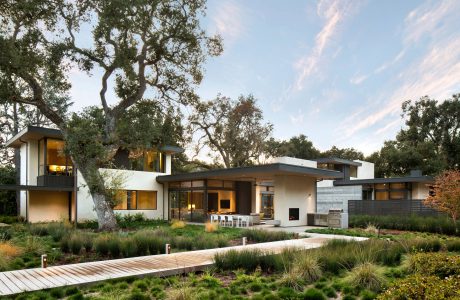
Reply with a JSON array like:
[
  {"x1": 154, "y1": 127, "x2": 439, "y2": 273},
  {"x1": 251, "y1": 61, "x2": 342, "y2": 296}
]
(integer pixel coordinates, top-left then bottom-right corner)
[{"x1": 5, "y1": 126, "x2": 177, "y2": 188}]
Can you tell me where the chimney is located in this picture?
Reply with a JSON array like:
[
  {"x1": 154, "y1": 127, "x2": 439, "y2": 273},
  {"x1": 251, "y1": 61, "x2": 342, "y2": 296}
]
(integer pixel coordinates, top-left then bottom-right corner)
[{"x1": 409, "y1": 169, "x2": 423, "y2": 177}]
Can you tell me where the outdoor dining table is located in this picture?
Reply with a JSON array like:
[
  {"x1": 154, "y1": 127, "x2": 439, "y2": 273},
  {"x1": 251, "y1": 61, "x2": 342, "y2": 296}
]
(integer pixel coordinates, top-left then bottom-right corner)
[{"x1": 210, "y1": 214, "x2": 251, "y2": 227}]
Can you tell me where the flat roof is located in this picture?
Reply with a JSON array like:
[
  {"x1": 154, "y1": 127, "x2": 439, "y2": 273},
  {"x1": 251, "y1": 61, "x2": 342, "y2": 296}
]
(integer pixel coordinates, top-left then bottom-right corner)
[
  {"x1": 334, "y1": 176, "x2": 434, "y2": 186},
  {"x1": 5, "y1": 126, "x2": 185, "y2": 154},
  {"x1": 0, "y1": 185, "x2": 74, "y2": 192},
  {"x1": 157, "y1": 163, "x2": 343, "y2": 183},
  {"x1": 315, "y1": 157, "x2": 362, "y2": 167},
  {"x1": 5, "y1": 126, "x2": 63, "y2": 148}
]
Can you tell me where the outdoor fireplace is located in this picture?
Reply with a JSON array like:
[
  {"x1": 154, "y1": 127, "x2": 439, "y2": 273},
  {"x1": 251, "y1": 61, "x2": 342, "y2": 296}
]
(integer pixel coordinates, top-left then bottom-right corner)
[{"x1": 289, "y1": 208, "x2": 299, "y2": 220}]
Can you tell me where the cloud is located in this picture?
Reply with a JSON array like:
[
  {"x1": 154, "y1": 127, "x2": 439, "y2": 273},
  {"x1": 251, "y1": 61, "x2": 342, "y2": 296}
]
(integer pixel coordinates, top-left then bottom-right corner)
[
  {"x1": 374, "y1": 50, "x2": 405, "y2": 74},
  {"x1": 289, "y1": 110, "x2": 305, "y2": 125},
  {"x1": 294, "y1": 0, "x2": 361, "y2": 91},
  {"x1": 210, "y1": 1, "x2": 245, "y2": 44},
  {"x1": 349, "y1": 74, "x2": 368, "y2": 85},
  {"x1": 336, "y1": 0, "x2": 460, "y2": 141}
]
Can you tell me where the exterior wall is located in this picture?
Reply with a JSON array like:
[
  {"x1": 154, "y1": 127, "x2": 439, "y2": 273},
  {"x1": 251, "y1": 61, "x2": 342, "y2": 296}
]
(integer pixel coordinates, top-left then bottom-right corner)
[
  {"x1": 354, "y1": 160, "x2": 374, "y2": 179},
  {"x1": 412, "y1": 182, "x2": 430, "y2": 200},
  {"x1": 274, "y1": 175, "x2": 316, "y2": 227},
  {"x1": 76, "y1": 154, "x2": 171, "y2": 222},
  {"x1": 19, "y1": 143, "x2": 27, "y2": 219},
  {"x1": 317, "y1": 185, "x2": 362, "y2": 213},
  {"x1": 28, "y1": 191, "x2": 69, "y2": 223},
  {"x1": 27, "y1": 140, "x2": 39, "y2": 185},
  {"x1": 270, "y1": 156, "x2": 317, "y2": 168}
]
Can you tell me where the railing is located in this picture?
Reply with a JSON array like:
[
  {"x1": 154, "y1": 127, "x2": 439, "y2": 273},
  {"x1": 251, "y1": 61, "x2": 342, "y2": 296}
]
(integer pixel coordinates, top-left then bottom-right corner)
[
  {"x1": 348, "y1": 199, "x2": 441, "y2": 216},
  {"x1": 37, "y1": 175, "x2": 74, "y2": 188}
]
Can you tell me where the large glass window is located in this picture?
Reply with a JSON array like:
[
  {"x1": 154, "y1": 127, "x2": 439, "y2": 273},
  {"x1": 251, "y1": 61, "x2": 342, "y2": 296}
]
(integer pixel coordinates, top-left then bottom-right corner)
[
  {"x1": 374, "y1": 182, "x2": 410, "y2": 200},
  {"x1": 350, "y1": 166, "x2": 358, "y2": 178},
  {"x1": 129, "y1": 150, "x2": 165, "y2": 173},
  {"x1": 39, "y1": 138, "x2": 73, "y2": 176},
  {"x1": 113, "y1": 190, "x2": 157, "y2": 210}
]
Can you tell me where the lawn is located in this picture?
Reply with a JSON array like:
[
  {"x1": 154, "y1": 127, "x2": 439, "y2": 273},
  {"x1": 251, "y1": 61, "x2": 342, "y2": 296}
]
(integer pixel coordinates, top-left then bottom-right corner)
[{"x1": 0, "y1": 215, "x2": 294, "y2": 272}]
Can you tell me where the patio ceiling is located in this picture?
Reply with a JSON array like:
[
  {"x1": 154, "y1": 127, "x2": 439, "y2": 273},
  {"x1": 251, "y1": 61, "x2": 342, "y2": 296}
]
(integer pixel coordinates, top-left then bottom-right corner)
[{"x1": 157, "y1": 163, "x2": 343, "y2": 183}]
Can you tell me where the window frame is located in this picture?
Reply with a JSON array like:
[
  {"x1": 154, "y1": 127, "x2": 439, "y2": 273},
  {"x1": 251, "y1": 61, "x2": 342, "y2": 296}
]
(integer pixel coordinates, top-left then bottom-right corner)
[{"x1": 113, "y1": 190, "x2": 158, "y2": 211}]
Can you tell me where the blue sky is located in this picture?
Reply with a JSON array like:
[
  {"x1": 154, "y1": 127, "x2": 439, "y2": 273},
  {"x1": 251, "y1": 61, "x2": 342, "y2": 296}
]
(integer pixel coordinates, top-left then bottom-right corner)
[{"x1": 69, "y1": 0, "x2": 460, "y2": 156}]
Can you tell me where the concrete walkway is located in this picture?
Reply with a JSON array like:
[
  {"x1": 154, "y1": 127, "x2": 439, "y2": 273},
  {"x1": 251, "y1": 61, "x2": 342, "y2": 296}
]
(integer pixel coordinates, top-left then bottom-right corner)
[{"x1": 0, "y1": 235, "x2": 363, "y2": 296}]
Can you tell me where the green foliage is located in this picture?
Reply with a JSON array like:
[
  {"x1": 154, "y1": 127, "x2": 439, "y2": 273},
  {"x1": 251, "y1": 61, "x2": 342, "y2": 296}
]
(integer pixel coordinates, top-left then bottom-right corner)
[
  {"x1": 266, "y1": 134, "x2": 320, "y2": 160},
  {"x1": 94, "y1": 235, "x2": 110, "y2": 256},
  {"x1": 0, "y1": 165, "x2": 16, "y2": 215},
  {"x1": 447, "y1": 239, "x2": 460, "y2": 252},
  {"x1": 241, "y1": 229, "x2": 294, "y2": 243},
  {"x1": 301, "y1": 288, "x2": 326, "y2": 300},
  {"x1": 214, "y1": 249, "x2": 281, "y2": 273},
  {"x1": 404, "y1": 252, "x2": 460, "y2": 278},
  {"x1": 190, "y1": 94, "x2": 273, "y2": 168},
  {"x1": 320, "y1": 146, "x2": 364, "y2": 160},
  {"x1": 68, "y1": 234, "x2": 84, "y2": 255},
  {"x1": 350, "y1": 214, "x2": 459, "y2": 235},
  {"x1": 378, "y1": 274, "x2": 460, "y2": 300},
  {"x1": 345, "y1": 262, "x2": 386, "y2": 292},
  {"x1": 367, "y1": 95, "x2": 460, "y2": 177}
]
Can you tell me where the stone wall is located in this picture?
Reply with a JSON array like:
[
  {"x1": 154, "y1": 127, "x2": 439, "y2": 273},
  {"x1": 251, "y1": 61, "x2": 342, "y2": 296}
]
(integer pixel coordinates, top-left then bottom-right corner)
[{"x1": 317, "y1": 185, "x2": 362, "y2": 213}]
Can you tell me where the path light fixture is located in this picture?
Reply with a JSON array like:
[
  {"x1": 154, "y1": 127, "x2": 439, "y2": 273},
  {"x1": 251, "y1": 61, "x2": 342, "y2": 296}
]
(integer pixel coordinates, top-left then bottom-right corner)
[
  {"x1": 41, "y1": 254, "x2": 47, "y2": 268},
  {"x1": 242, "y1": 237, "x2": 247, "y2": 246},
  {"x1": 165, "y1": 244, "x2": 171, "y2": 254}
]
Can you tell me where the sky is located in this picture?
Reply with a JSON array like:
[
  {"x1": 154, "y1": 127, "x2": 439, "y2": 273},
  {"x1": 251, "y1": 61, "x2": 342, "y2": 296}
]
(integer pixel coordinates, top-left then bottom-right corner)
[{"x1": 69, "y1": 0, "x2": 460, "y2": 156}]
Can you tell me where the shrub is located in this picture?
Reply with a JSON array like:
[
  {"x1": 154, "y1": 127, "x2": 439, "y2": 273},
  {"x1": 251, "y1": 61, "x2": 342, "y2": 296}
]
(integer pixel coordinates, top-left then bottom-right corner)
[
  {"x1": 322, "y1": 287, "x2": 337, "y2": 298},
  {"x1": 133, "y1": 231, "x2": 151, "y2": 256},
  {"x1": 403, "y1": 252, "x2": 460, "y2": 278},
  {"x1": 68, "y1": 234, "x2": 84, "y2": 255},
  {"x1": 214, "y1": 249, "x2": 280, "y2": 272},
  {"x1": 94, "y1": 235, "x2": 110, "y2": 256},
  {"x1": 47, "y1": 222, "x2": 71, "y2": 242},
  {"x1": 360, "y1": 290, "x2": 377, "y2": 300},
  {"x1": 350, "y1": 215, "x2": 459, "y2": 235},
  {"x1": 28, "y1": 224, "x2": 49, "y2": 236},
  {"x1": 240, "y1": 229, "x2": 293, "y2": 243},
  {"x1": 171, "y1": 219, "x2": 186, "y2": 229},
  {"x1": 284, "y1": 251, "x2": 322, "y2": 284},
  {"x1": 173, "y1": 236, "x2": 193, "y2": 251},
  {"x1": 346, "y1": 262, "x2": 386, "y2": 292},
  {"x1": 378, "y1": 274, "x2": 460, "y2": 300},
  {"x1": 277, "y1": 287, "x2": 299, "y2": 299},
  {"x1": 205, "y1": 221, "x2": 219, "y2": 233},
  {"x1": 194, "y1": 235, "x2": 218, "y2": 250},
  {"x1": 0, "y1": 227, "x2": 12, "y2": 241},
  {"x1": 107, "y1": 235, "x2": 121, "y2": 258},
  {"x1": 0, "y1": 241, "x2": 22, "y2": 257},
  {"x1": 121, "y1": 237, "x2": 139, "y2": 257},
  {"x1": 302, "y1": 288, "x2": 326, "y2": 300},
  {"x1": 60, "y1": 238, "x2": 70, "y2": 253},
  {"x1": 446, "y1": 239, "x2": 460, "y2": 252},
  {"x1": 23, "y1": 236, "x2": 46, "y2": 254},
  {"x1": 82, "y1": 234, "x2": 93, "y2": 253}
]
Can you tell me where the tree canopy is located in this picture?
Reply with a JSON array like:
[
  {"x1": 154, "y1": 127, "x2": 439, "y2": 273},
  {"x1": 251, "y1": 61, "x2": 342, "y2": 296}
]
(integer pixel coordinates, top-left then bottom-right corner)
[
  {"x1": 0, "y1": 0, "x2": 222, "y2": 230},
  {"x1": 190, "y1": 94, "x2": 273, "y2": 168},
  {"x1": 367, "y1": 95, "x2": 460, "y2": 177}
]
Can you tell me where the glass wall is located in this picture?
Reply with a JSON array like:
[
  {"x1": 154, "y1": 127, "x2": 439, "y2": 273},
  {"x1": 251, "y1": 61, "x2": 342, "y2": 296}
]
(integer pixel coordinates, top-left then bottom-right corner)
[
  {"x1": 374, "y1": 183, "x2": 411, "y2": 200},
  {"x1": 113, "y1": 190, "x2": 157, "y2": 210},
  {"x1": 129, "y1": 150, "x2": 166, "y2": 173},
  {"x1": 168, "y1": 180, "x2": 237, "y2": 222},
  {"x1": 38, "y1": 138, "x2": 73, "y2": 176}
]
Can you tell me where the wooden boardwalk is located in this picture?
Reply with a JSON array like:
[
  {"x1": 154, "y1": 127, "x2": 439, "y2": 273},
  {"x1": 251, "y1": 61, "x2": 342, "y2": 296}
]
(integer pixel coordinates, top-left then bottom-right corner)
[{"x1": 0, "y1": 237, "x2": 329, "y2": 296}]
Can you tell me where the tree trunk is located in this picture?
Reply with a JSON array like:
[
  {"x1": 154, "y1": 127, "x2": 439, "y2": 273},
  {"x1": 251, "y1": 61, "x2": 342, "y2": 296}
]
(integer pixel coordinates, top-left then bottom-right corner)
[
  {"x1": 13, "y1": 103, "x2": 20, "y2": 216},
  {"x1": 77, "y1": 161, "x2": 118, "y2": 231}
]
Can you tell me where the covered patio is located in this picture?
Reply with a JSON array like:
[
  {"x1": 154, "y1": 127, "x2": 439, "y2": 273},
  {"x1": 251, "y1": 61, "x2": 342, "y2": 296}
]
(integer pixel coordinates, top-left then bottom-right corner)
[{"x1": 157, "y1": 160, "x2": 342, "y2": 227}]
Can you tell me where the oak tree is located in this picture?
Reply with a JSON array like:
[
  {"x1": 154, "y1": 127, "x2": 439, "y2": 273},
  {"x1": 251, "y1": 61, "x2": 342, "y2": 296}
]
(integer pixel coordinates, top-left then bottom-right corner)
[{"x1": 0, "y1": 0, "x2": 222, "y2": 230}]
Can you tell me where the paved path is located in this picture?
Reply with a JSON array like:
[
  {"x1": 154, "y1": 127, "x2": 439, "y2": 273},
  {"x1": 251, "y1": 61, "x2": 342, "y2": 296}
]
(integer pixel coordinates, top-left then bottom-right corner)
[{"x1": 0, "y1": 236, "x2": 361, "y2": 296}]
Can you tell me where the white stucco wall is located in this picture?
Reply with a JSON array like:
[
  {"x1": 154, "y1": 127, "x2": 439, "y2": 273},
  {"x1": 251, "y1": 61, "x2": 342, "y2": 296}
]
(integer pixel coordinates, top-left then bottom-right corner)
[
  {"x1": 19, "y1": 143, "x2": 27, "y2": 219},
  {"x1": 76, "y1": 156, "x2": 171, "y2": 222},
  {"x1": 273, "y1": 175, "x2": 316, "y2": 227},
  {"x1": 354, "y1": 160, "x2": 374, "y2": 179},
  {"x1": 270, "y1": 157, "x2": 317, "y2": 168},
  {"x1": 29, "y1": 191, "x2": 69, "y2": 223}
]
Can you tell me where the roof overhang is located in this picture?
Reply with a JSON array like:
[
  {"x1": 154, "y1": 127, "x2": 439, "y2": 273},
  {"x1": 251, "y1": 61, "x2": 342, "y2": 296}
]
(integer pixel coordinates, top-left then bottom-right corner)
[
  {"x1": 315, "y1": 157, "x2": 362, "y2": 167},
  {"x1": 157, "y1": 163, "x2": 343, "y2": 183},
  {"x1": 0, "y1": 185, "x2": 74, "y2": 192},
  {"x1": 5, "y1": 126, "x2": 62, "y2": 148},
  {"x1": 159, "y1": 145, "x2": 185, "y2": 154},
  {"x1": 334, "y1": 176, "x2": 434, "y2": 186}
]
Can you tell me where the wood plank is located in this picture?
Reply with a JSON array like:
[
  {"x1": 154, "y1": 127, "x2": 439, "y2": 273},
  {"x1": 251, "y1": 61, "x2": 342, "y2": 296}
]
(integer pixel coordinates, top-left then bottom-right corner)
[
  {"x1": 43, "y1": 267, "x2": 81, "y2": 285},
  {"x1": 0, "y1": 275, "x2": 13, "y2": 295},
  {"x1": 0, "y1": 273, "x2": 23, "y2": 294},
  {"x1": 6, "y1": 271, "x2": 40, "y2": 292},
  {"x1": 28, "y1": 268, "x2": 66, "y2": 286}
]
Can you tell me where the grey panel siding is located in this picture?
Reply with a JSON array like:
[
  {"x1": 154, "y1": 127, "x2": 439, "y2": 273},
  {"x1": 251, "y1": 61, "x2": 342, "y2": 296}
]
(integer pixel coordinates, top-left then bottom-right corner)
[
  {"x1": 235, "y1": 181, "x2": 252, "y2": 215},
  {"x1": 317, "y1": 185, "x2": 362, "y2": 213}
]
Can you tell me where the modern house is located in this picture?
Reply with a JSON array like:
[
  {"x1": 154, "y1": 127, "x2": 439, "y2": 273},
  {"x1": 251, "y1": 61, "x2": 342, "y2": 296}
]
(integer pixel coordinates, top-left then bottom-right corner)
[
  {"x1": 316, "y1": 157, "x2": 434, "y2": 214},
  {"x1": 2, "y1": 126, "x2": 435, "y2": 224},
  {"x1": 2, "y1": 126, "x2": 342, "y2": 226}
]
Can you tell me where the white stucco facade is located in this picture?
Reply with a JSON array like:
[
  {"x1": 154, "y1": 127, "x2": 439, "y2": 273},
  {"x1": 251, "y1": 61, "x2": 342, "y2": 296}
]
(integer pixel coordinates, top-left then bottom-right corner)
[{"x1": 273, "y1": 175, "x2": 316, "y2": 227}]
